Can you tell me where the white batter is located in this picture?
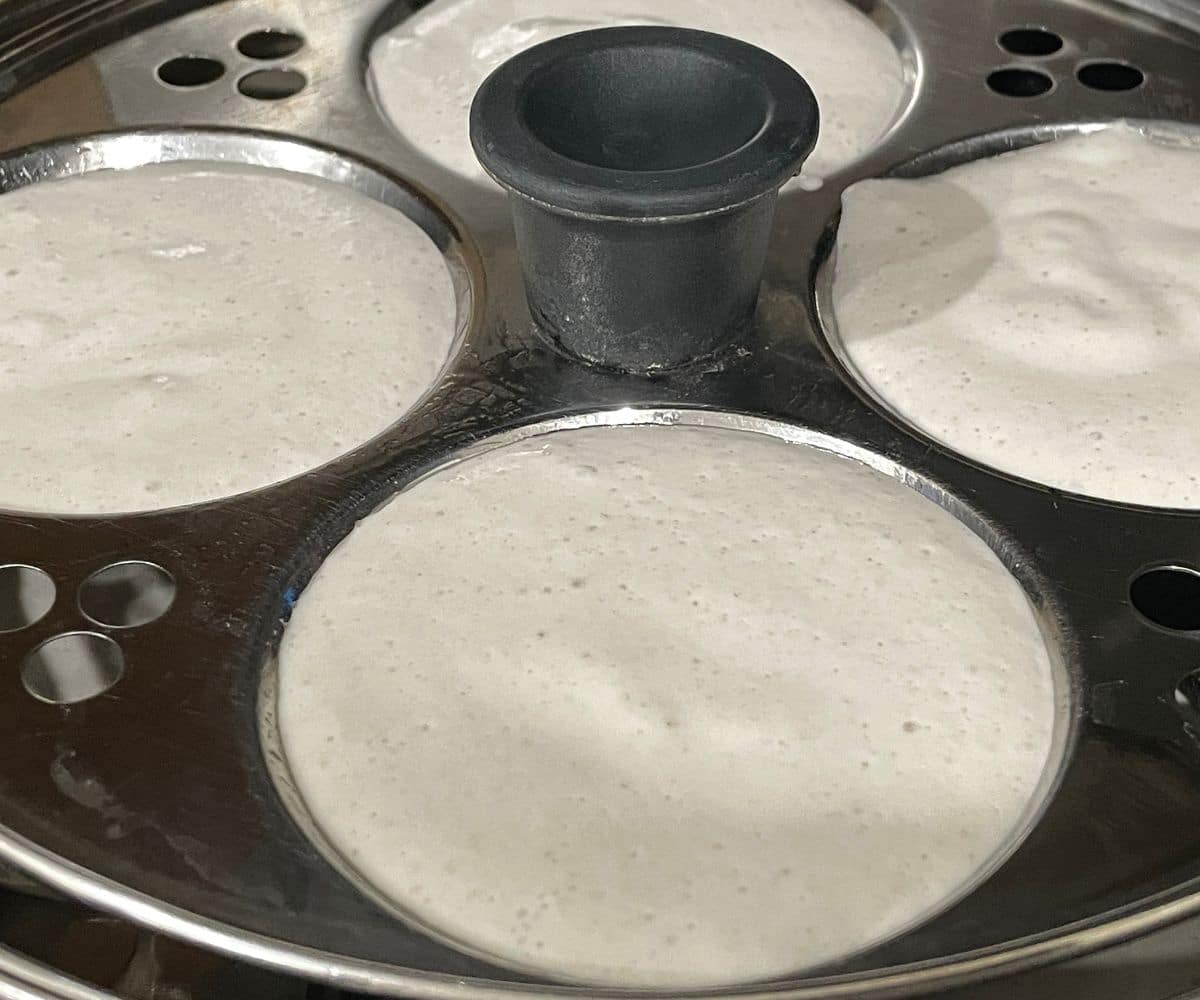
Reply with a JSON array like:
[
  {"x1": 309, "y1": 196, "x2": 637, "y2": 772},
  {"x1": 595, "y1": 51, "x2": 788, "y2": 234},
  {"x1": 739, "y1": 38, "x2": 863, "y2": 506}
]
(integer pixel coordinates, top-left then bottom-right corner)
[
  {"x1": 277, "y1": 423, "x2": 1058, "y2": 988},
  {"x1": 0, "y1": 162, "x2": 456, "y2": 515},
  {"x1": 834, "y1": 123, "x2": 1200, "y2": 508},
  {"x1": 368, "y1": 0, "x2": 906, "y2": 184}
]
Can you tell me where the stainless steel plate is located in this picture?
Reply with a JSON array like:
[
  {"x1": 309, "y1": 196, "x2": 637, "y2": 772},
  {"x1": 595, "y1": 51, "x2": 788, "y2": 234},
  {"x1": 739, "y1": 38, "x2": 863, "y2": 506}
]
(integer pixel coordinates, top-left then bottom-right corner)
[{"x1": 0, "y1": 0, "x2": 1199, "y2": 997}]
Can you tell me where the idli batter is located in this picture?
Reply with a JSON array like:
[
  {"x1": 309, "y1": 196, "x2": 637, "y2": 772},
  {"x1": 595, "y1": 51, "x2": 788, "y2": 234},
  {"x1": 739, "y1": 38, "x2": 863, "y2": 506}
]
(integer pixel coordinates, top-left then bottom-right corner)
[
  {"x1": 834, "y1": 123, "x2": 1200, "y2": 508},
  {"x1": 369, "y1": 0, "x2": 905, "y2": 183},
  {"x1": 277, "y1": 423, "x2": 1058, "y2": 988},
  {"x1": 0, "y1": 162, "x2": 456, "y2": 514}
]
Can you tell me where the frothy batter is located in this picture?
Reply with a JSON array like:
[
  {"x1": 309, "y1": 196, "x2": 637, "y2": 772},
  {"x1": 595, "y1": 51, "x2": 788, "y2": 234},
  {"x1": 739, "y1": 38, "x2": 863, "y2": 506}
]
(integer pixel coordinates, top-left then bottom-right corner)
[
  {"x1": 834, "y1": 123, "x2": 1200, "y2": 508},
  {"x1": 369, "y1": 0, "x2": 905, "y2": 184},
  {"x1": 0, "y1": 162, "x2": 456, "y2": 514},
  {"x1": 277, "y1": 422, "x2": 1058, "y2": 988}
]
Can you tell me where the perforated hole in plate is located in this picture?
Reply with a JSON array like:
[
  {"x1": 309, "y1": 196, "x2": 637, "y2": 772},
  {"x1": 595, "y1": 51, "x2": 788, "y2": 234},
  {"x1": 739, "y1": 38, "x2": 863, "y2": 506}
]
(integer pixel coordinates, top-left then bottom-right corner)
[
  {"x1": 157, "y1": 56, "x2": 225, "y2": 87},
  {"x1": 238, "y1": 68, "x2": 306, "y2": 100},
  {"x1": 1078, "y1": 61, "x2": 1145, "y2": 91},
  {"x1": 999, "y1": 28, "x2": 1064, "y2": 56},
  {"x1": 21, "y1": 633, "x2": 125, "y2": 705},
  {"x1": 0, "y1": 564, "x2": 55, "y2": 633},
  {"x1": 1130, "y1": 566, "x2": 1200, "y2": 632},
  {"x1": 79, "y1": 561, "x2": 175, "y2": 629},
  {"x1": 1175, "y1": 668, "x2": 1200, "y2": 719},
  {"x1": 987, "y1": 67, "x2": 1055, "y2": 97},
  {"x1": 237, "y1": 30, "x2": 305, "y2": 60}
]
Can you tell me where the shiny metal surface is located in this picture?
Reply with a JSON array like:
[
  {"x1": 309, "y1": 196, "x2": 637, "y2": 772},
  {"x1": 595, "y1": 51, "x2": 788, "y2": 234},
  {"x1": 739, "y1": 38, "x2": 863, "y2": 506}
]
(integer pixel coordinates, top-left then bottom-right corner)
[
  {"x1": 0, "y1": 891, "x2": 310, "y2": 1000},
  {"x1": 6, "y1": 900, "x2": 1200, "y2": 1000},
  {"x1": 5, "y1": 916, "x2": 1200, "y2": 1000},
  {"x1": 0, "y1": 0, "x2": 1197, "y2": 997},
  {"x1": 1117, "y1": 0, "x2": 1200, "y2": 37}
]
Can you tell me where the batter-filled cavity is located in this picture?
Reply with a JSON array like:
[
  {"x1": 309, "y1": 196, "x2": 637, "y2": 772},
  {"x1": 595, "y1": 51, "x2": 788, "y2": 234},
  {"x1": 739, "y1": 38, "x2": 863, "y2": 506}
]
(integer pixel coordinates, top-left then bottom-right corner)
[
  {"x1": 368, "y1": 0, "x2": 905, "y2": 184},
  {"x1": 833, "y1": 122, "x2": 1200, "y2": 508},
  {"x1": 276, "y1": 423, "x2": 1059, "y2": 989},
  {"x1": 0, "y1": 162, "x2": 457, "y2": 514}
]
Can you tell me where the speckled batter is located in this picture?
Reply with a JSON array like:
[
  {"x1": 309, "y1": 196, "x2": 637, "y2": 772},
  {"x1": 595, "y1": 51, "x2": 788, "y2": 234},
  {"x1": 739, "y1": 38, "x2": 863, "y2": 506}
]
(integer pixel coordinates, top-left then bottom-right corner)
[
  {"x1": 368, "y1": 0, "x2": 906, "y2": 184},
  {"x1": 0, "y1": 162, "x2": 456, "y2": 514},
  {"x1": 834, "y1": 123, "x2": 1200, "y2": 508},
  {"x1": 277, "y1": 423, "x2": 1058, "y2": 988}
]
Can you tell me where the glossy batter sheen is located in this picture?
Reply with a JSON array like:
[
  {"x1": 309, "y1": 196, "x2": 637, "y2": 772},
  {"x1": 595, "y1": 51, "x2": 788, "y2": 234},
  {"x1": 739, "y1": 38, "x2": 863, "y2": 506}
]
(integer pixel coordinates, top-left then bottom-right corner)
[
  {"x1": 0, "y1": 163, "x2": 456, "y2": 514},
  {"x1": 368, "y1": 0, "x2": 905, "y2": 184},
  {"x1": 277, "y1": 424, "x2": 1057, "y2": 988},
  {"x1": 834, "y1": 123, "x2": 1200, "y2": 508}
]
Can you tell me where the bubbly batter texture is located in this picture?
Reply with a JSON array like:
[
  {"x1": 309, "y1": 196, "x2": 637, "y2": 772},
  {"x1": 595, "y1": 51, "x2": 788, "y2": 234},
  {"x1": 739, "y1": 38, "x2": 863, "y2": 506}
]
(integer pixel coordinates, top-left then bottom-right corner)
[
  {"x1": 834, "y1": 123, "x2": 1200, "y2": 508},
  {"x1": 0, "y1": 163, "x2": 456, "y2": 514},
  {"x1": 277, "y1": 424, "x2": 1058, "y2": 988},
  {"x1": 369, "y1": 0, "x2": 905, "y2": 183}
]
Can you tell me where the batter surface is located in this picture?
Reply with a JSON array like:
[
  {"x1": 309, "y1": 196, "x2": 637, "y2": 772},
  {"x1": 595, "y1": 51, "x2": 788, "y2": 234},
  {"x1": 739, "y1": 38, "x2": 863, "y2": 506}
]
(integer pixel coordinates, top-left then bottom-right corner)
[
  {"x1": 834, "y1": 123, "x2": 1200, "y2": 508},
  {"x1": 369, "y1": 0, "x2": 906, "y2": 184},
  {"x1": 277, "y1": 423, "x2": 1058, "y2": 988},
  {"x1": 0, "y1": 162, "x2": 456, "y2": 514}
]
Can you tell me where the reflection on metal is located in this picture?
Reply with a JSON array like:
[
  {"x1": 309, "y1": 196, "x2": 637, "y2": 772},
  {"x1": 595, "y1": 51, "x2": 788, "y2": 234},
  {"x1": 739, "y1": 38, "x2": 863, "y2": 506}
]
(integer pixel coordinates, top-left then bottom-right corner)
[
  {"x1": 21, "y1": 633, "x2": 125, "y2": 705},
  {"x1": 1116, "y1": 0, "x2": 1200, "y2": 38},
  {"x1": 78, "y1": 562, "x2": 176, "y2": 631},
  {"x1": 0, "y1": 565, "x2": 56, "y2": 634},
  {"x1": 0, "y1": 0, "x2": 1195, "y2": 997}
]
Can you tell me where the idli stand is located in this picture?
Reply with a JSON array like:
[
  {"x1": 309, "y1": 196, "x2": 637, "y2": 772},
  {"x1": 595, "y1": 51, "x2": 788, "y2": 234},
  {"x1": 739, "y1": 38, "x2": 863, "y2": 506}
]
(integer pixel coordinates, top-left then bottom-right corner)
[{"x1": 0, "y1": 0, "x2": 1196, "y2": 998}]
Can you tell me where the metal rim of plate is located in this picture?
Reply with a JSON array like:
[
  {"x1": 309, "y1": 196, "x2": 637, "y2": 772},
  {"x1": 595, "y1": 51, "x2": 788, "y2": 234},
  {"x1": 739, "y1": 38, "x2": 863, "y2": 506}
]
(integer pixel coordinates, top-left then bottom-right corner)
[
  {"x1": 255, "y1": 407, "x2": 1079, "y2": 989},
  {"x1": 0, "y1": 0, "x2": 1200, "y2": 998},
  {"x1": 811, "y1": 116, "x2": 1200, "y2": 514}
]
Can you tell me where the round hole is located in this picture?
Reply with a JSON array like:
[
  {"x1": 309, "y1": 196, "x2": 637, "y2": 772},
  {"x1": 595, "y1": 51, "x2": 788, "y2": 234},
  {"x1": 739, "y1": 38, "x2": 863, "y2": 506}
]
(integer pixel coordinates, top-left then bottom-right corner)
[
  {"x1": 520, "y1": 44, "x2": 770, "y2": 171},
  {"x1": 21, "y1": 633, "x2": 125, "y2": 705},
  {"x1": 79, "y1": 561, "x2": 176, "y2": 629},
  {"x1": 237, "y1": 68, "x2": 307, "y2": 100},
  {"x1": 236, "y1": 29, "x2": 305, "y2": 60},
  {"x1": 986, "y1": 67, "x2": 1055, "y2": 98},
  {"x1": 999, "y1": 28, "x2": 1064, "y2": 57},
  {"x1": 1176, "y1": 669, "x2": 1200, "y2": 717},
  {"x1": 1078, "y1": 61, "x2": 1145, "y2": 91},
  {"x1": 0, "y1": 565, "x2": 55, "y2": 633},
  {"x1": 156, "y1": 56, "x2": 225, "y2": 88},
  {"x1": 1130, "y1": 566, "x2": 1200, "y2": 631}
]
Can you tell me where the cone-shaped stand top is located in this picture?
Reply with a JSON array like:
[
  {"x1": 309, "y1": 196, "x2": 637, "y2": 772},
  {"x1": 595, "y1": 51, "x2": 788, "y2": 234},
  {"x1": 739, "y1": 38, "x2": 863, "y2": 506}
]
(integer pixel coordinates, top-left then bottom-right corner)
[{"x1": 470, "y1": 26, "x2": 819, "y2": 372}]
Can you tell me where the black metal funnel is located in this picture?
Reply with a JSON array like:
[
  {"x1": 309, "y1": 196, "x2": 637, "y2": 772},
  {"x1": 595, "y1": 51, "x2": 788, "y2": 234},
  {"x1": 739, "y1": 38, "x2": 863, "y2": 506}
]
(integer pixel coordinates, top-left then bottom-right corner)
[{"x1": 470, "y1": 26, "x2": 819, "y2": 372}]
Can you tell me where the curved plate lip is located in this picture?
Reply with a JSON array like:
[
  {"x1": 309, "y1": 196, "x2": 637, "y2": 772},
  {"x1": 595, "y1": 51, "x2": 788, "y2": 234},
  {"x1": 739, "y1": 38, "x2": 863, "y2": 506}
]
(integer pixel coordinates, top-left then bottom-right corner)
[
  {"x1": 0, "y1": 405, "x2": 1092, "y2": 1000},
  {"x1": 0, "y1": 124, "x2": 485, "y2": 521},
  {"x1": 3, "y1": 810, "x2": 1200, "y2": 1000},
  {"x1": 0, "y1": 943, "x2": 120, "y2": 1000},
  {"x1": 856, "y1": 0, "x2": 928, "y2": 160},
  {"x1": 257, "y1": 404, "x2": 1076, "y2": 992},
  {"x1": 812, "y1": 116, "x2": 1200, "y2": 517}
]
